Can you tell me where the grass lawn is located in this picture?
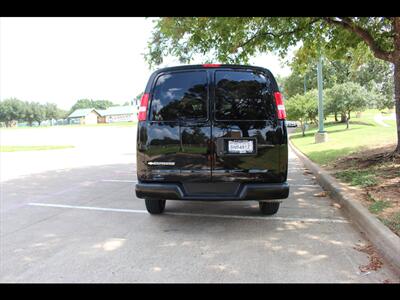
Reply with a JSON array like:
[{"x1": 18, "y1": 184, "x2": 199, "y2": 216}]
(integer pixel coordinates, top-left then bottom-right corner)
[
  {"x1": 290, "y1": 109, "x2": 396, "y2": 166},
  {"x1": 290, "y1": 109, "x2": 399, "y2": 236},
  {"x1": 0, "y1": 145, "x2": 75, "y2": 152},
  {"x1": 76, "y1": 121, "x2": 137, "y2": 127}
]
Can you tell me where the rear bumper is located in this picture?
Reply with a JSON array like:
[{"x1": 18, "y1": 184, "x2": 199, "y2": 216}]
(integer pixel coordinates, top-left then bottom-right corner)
[{"x1": 135, "y1": 182, "x2": 289, "y2": 201}]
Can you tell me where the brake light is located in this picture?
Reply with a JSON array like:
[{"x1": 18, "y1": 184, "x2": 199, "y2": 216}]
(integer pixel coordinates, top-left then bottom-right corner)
[
  {"x1": 138, "y1": 93, "x2": 149, "y2": 121},
  {"x1": 274, "y1": 92, "x2": 286, "y2": 120},
  {"x1": 202, "y1": 64, "x2": 221, "y2": 68}
]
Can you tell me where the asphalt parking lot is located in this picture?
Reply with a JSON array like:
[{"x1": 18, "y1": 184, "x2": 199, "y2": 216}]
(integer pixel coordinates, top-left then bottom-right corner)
[{"x1": 0, "y1": 126, "x2": 399, "y2": 283}]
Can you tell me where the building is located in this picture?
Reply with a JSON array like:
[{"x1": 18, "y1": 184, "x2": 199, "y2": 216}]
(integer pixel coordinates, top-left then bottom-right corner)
[
  {"x1": 67, "y1": 108, "x2": 101, "y2": 125},
  {"x1": 97, "y1": 105, "x2": 138, "y2": 123}
]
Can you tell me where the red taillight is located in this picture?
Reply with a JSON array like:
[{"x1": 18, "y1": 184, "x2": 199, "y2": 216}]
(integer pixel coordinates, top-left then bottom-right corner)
[
  {"x1": 138, "y1": 93, "x2": 149, "y2": 121},
  {"x1": 202, "y1": 64, "x2": 221, "y2": 68},
  {"x1": 274, "y1": 92, "x2": 286, "y2": 120}
]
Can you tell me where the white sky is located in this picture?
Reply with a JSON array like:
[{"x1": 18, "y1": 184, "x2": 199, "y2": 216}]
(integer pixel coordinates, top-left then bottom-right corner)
[{"x1": 0, "y1": 17, "x2": 292, "y2": 110}]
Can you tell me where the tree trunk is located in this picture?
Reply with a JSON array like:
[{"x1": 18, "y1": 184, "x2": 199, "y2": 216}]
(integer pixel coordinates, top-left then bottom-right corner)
[
  {"x1": 340, "y1": 113, "x2": 347, "y2": 123},
  {"x1": 301, "y1": 121, "x2": 305, "y2": 136},
  {"x1": 334, "y1": 112, "x2": 338, "y2": 122},
  {"x1": 346, "y1": 111, "x2": 350, "y2": 129},
  {"x1": 395, "y1": 61, "x2": 400, "y2": 153}
]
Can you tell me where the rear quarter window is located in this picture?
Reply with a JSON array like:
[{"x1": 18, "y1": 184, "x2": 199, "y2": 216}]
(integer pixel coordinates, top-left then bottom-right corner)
[
  {"x1": 150, "y1": 71, "x2": 208, "y2": 121},
  {"x1": 215, "y1": 70, "x2": 276, "y2": 121}
]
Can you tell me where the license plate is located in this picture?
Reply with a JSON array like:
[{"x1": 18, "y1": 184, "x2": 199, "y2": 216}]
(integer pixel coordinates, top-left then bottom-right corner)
[{"x1": 228, "y1": 140, "x2": 254, "y2": 154}]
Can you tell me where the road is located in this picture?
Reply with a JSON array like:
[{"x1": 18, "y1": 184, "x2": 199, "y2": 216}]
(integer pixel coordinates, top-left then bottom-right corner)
[{"x1": 0, "y1": 126, "x2": 399, "y2": 282}]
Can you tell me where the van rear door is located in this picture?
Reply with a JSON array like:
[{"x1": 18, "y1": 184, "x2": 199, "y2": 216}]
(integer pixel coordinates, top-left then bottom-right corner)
[
  {"x1": 139, "y1": 70, "x2": 211, "y2": 182},
  {"x1": 211, "y1": 68, "x2": 285, "y2": 183}
]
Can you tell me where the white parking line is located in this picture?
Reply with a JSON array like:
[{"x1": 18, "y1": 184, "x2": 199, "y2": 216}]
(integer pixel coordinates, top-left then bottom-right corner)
[
  {"x1": 28, "y1": 202, "x2": 146, "y2": 214},
  {"x1": 27, "y1": 202, "x2": 350, "y2": 224}
]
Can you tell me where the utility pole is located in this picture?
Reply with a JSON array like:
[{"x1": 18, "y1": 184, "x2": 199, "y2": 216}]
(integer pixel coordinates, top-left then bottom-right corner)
[{"x1": 315, "y1": 55, "x2": 328, "y2": 143}]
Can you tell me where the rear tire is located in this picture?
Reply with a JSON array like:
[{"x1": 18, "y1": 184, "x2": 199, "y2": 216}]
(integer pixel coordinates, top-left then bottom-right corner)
[
  {"x1": 259, "y1": 201, "x2": 280, "y2": 215},
  {"x1": 145, "y1": 198, "x2": 166, "y2": 214}
]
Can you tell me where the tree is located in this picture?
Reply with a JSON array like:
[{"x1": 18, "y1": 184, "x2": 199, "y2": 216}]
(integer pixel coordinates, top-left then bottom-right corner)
[
  {"x1": 353, "y1": 59, "x2": 395, "y2": 111},
  {"x1": 286, "y1": 90, "x2": 318, "y2": 136},
  {"x1": 325, "y1": 82, "x2": 374, "y2": 129},
  {"x1": 44, "y1": 103, "x2": 59, "y2": 120},
  {"x1": 23, "y1": 102, "x2": 35, "y2": 126},
  {"x1": 146, "y1": 17, "x2": 400, "y2": 153},
  {"x1": 285, "y1": 46, "x2": 394, "y2": 111},
  {"x1": 32, "y1": 102, "x2": 46, "y2": 125},
  {"x1": 0, "y1": 98, "x2": 25, "y2": 127},
  {"x1": 282, "y1": 54, "x2": 348, "y2": 99},
  {"x1": 24, "y1": 102, "x2": 46, "y2": 126},
  {"x1": 92, "y1": 100, "x2": 115, "y2": 110},
  {"x1": 69, "y1": 99, "x2": 93, "y2": 113},
  {"x1": 69, "y1": 99, "x2": 116, "y2": 114},
  {"x1": 56, "y1": 108, "x2": 68, "y2": 119}
]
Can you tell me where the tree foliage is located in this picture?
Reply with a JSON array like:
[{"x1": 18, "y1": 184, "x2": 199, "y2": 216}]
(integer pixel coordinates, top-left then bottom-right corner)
[
  {"x1": 285, "y1": 90, "x2": 318, "y2": 136},
  {"x1": 325, "y1": 82, "x2": 376, "y2": 129},
  {"x1": 285, "y1": 46, "x2": 395, "y2": 110},
  {"x1": 146, "y1": 18, "x2": 396, "y2": 67},
  {"x1": 0, "y1": 98, "x2": 25, "y2": 127},
  {"x1": 146, "y1": 17, "x2": 400, "y2": 152},
  {"x1": 69, "y1": 99, "x2": 117, "y2": 114},
  {"x1": 0, "y1": 99, "x2": 67, "y2": 127}
]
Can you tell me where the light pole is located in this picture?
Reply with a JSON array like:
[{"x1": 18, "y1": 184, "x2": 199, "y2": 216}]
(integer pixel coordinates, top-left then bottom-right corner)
[{"x1": 314, "y1": 55, "x2": 328, "y2": 143}]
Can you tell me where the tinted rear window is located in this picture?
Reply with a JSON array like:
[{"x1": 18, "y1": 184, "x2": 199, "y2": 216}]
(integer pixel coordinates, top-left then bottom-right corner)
[
  {"x1": 215, "y1": 70, "x2": 275, "y2": 120},
  {"x1": 150, "y1": 71, "x2": 207, "y2": 121}
]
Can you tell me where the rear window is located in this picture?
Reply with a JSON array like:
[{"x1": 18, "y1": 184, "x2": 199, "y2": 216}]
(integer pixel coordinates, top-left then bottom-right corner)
[
  {"x1": 150, "y1": 71, "x2": 207, "y2": 121},
  {"x1": 215, "y1": 70, "x2": 275, "y2": 121}
]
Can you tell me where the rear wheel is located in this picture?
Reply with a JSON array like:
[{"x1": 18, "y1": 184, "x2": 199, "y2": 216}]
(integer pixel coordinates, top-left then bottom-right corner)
[
  {"x1": 259, "y1": 201, "x2": 280, "y2": 215},
  {"x1": 145, "y1": 198, "x2": 166, "y2": 214}
]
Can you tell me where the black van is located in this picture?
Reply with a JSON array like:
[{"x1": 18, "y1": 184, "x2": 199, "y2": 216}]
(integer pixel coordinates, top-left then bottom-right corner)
[{"x1": 135, "y1": 64, "x2": 289, "y2": 215}]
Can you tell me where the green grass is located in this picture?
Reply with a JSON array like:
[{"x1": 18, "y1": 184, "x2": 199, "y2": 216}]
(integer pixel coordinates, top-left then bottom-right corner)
[
  {"x1": 335, "y1": 169, "x2": 378, "y2": 187},
  {"x1": 384, "y1": 120, "x2": 396, "y2": 127},
  {"x1": 369, "y1": 200, "x2": 391, "y2": 214},
  {"x1": 0, "y1": 145, "x2": 75, "y2": 152},
  {"x1": 378, "y1": 213, "x2": 400, "y2": 236},
  {"x1": 290, "y1": 109, "x2": 396, "y2": 165}
]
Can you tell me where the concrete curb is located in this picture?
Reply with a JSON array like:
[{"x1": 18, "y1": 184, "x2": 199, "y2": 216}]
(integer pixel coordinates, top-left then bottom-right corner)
[{"x1": 288, "y1": 138, "x2": 400, "y2": 275}]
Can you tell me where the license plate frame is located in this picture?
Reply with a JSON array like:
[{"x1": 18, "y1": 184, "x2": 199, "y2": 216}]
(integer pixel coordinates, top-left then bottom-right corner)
[
  {"x1": 216, "y1": 138, "x2": 257, "y2": 156},
  {"x1": 228, "y1": 140, "x2": 254, "y2": 154}
]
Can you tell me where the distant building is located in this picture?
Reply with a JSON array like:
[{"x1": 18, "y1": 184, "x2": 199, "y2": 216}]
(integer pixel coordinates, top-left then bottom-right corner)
[
  {"x1": 97, "y1": 105, "x2": 138, "y2": 123},
  {"x1": 67, "y1": 108, "x2": 101, "y2": 125}
]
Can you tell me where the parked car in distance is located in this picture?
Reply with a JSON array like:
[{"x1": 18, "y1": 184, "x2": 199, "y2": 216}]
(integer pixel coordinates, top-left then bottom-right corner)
[
  {"x1": 285, "y1": 120, "x2": 298, "y2": 127},
  {"x1": 135, "y1": 64, "x2": 289, "y2": 215}
]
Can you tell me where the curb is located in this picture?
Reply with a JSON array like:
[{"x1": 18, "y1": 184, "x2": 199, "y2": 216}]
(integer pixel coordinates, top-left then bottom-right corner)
[{"x1": 288, "y1": 138, "x2": 400, "y2": 275}]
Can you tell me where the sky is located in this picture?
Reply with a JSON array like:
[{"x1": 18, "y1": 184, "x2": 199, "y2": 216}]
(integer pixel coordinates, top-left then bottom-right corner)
[{"x1": 0, "y1": 17, "x2": 292, "y2": 110}]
